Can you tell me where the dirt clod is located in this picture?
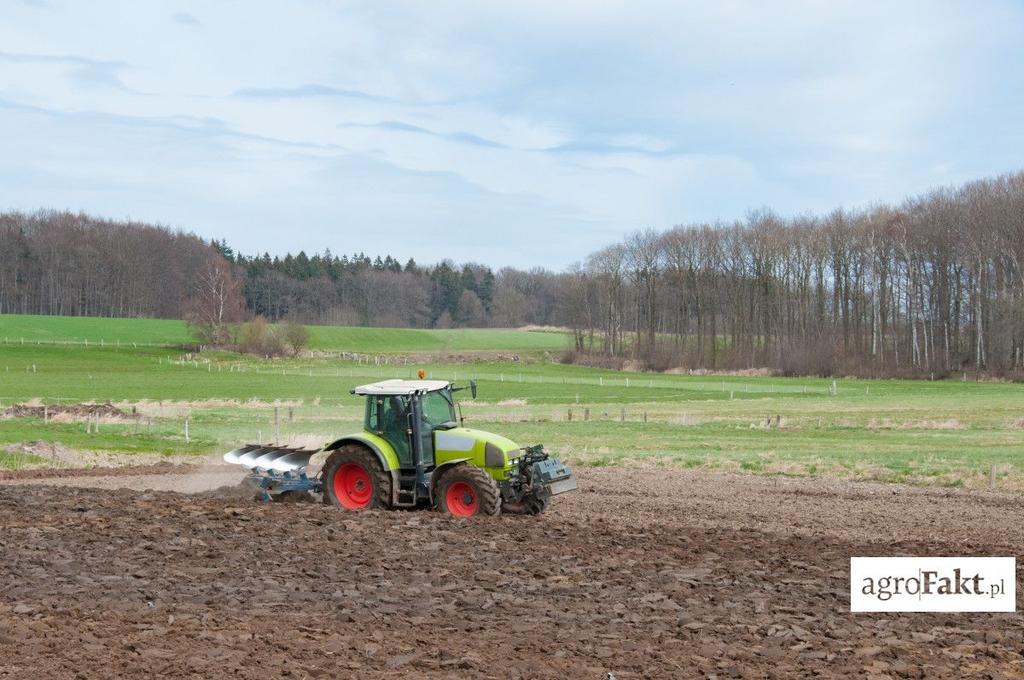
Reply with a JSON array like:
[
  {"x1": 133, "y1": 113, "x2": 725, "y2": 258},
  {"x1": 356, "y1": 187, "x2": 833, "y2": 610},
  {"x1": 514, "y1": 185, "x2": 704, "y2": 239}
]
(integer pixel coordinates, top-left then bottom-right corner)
[{"x1": 3, "y1": 402, "x2": 131, "y2": 419}]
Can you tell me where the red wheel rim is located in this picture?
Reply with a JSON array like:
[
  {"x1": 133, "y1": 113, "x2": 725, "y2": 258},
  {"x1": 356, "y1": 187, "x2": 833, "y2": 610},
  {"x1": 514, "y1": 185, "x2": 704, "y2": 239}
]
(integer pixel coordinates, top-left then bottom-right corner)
[
  {"x1": 446, "y1": 481, "x2": 478, "y2": 517},
  {"x1": 333, "y1": 463, "x2": 372, "y2": 509}
]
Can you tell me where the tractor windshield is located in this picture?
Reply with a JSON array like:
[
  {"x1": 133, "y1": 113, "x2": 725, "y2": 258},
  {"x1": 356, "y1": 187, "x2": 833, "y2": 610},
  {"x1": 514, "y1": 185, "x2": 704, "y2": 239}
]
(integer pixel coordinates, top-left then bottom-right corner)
[{"x1": 421, "y1": 389, "x2": 456, "y2": 428}]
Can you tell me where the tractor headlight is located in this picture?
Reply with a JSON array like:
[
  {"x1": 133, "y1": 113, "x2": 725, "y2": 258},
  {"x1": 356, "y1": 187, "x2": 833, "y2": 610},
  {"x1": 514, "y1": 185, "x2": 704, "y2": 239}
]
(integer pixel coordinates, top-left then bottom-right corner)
[{"x1": 484, "y1": 442, "x2": 505, "y2": 467}]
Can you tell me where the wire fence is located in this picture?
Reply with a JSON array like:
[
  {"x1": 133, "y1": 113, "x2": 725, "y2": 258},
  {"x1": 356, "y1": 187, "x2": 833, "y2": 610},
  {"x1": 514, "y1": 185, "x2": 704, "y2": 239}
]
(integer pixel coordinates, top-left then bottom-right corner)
[
  {"x1": 1, "y1": 336, "x2": 167, "y2": 348},
  {"x1": 152, "y1": 356, "x2": 835, "y2": 397}
]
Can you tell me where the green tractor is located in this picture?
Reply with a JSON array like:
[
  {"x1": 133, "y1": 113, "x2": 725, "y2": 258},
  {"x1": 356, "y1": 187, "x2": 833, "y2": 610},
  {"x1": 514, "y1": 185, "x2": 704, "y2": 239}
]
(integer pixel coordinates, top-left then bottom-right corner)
[{"x1": 223, "y1": 379, "x2": 577, "y2": 516}]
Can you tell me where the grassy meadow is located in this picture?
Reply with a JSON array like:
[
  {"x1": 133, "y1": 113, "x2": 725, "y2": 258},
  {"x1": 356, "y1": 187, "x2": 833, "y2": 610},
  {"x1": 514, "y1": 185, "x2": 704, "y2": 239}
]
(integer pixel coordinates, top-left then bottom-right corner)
[
  {"x1": 1, "y1": 314, "x2": 1023, "y2": 490},
  {"x1": 0, "y1": 314, "x2": 569, "y2": 353}
]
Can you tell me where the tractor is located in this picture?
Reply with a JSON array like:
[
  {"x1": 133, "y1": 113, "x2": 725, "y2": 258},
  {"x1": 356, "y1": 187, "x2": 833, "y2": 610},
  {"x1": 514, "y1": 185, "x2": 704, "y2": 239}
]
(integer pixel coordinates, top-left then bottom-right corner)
[{"x1": 223, "y1": 378, "x2": 577, "y2": 516}]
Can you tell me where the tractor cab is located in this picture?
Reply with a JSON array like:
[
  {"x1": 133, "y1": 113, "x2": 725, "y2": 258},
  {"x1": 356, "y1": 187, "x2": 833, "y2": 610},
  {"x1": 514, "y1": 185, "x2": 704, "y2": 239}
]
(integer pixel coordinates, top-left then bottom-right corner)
[{"x1": 354, "y1": 379, "x2": 463, "y2": 471}]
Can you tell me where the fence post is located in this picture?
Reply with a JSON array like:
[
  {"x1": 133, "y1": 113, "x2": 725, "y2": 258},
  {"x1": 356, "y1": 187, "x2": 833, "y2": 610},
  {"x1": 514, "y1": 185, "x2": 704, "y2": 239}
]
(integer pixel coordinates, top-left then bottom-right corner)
[
  {"x1": 620, "y1": 407, "x2": 625, "y2": 422},
  {"x1": 584, "y1": 408, "x2": 590, "y2": 421},
  {"x1": 643, "y1": 411, "x2": 648, "y2": 423},
  {"x1": 990, "y1": 465, "x2": 996, "y2": 489},
  {"x1": 184, "y1": 418, "x2": 190, "y2": 444}
]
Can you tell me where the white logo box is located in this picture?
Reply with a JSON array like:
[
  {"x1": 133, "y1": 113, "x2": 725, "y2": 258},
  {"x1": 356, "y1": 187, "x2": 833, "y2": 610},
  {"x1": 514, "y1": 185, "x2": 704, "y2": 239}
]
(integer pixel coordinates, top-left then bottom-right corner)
[{"x1": 850, "y1": 557, "x2": 1016, "y2": 612}]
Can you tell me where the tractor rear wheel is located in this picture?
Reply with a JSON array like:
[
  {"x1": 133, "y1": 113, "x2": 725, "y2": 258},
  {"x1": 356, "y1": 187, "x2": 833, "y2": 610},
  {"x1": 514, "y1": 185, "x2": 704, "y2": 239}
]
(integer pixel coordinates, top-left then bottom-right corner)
[
  {"x1": 436, "y1": 465, "x2": 501, "y2": 517},
  {"x1": 322, "y1": 445, "x2": 390, "y2": 511}
]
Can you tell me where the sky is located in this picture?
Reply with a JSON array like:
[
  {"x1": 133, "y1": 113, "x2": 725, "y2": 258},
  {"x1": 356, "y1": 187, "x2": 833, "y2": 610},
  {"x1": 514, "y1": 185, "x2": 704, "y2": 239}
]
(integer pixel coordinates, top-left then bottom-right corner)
[{"x1": 2, "y1": 1, "x2": 1023, "y2": 268}]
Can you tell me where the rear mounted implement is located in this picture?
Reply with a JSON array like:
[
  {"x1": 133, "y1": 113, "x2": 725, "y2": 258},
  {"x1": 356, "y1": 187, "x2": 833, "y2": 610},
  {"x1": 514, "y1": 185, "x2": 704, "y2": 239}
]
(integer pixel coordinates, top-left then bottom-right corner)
[{"x1": 224, "y1": 444, "x2": 321, "y2": 501}]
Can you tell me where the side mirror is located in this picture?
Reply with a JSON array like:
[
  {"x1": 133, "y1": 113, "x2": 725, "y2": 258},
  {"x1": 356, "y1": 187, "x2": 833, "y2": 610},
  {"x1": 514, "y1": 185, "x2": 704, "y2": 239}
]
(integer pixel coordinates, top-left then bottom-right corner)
[{"x1": 470, "y1": 380, "x2": 477, "y2": 399}]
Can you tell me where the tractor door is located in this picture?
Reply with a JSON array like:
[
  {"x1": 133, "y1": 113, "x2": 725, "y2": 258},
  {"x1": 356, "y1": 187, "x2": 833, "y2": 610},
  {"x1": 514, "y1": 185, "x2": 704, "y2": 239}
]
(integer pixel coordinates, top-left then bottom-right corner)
[
  {"x1": 409, "y1": 394, "x2": 435, "y2": 470},
  {"x1": 419, "y1": 390, "x2": 457, "y2": 467},
  {"x1": 370, "y1": 396, "x2": 413, "y2": 467}
]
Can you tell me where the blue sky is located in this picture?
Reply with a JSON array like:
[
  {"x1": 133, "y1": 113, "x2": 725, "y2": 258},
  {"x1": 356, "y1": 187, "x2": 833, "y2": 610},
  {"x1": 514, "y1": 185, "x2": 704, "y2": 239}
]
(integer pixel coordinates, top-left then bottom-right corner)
[{"x1": 2, "y1": 1, "x2": 1023, "y2": 268}]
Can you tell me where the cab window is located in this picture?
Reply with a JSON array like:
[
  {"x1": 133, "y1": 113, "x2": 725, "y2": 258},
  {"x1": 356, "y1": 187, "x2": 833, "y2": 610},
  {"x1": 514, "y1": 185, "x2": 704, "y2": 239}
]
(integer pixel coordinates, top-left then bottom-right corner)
[{"x1": 421, "y1": 391, "x2": 455, "y2": 427}]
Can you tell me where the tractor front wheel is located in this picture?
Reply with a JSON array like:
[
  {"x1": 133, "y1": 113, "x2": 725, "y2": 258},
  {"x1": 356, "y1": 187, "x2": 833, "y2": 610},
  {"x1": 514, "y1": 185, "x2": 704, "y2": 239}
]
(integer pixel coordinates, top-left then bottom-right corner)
[
  {"x1": 436, "y1": 465, "x2": 501, "y2": 517},
  {"x1": 502, "y1": 494, "x2": 550, "y2": 515},
  {"x1": 322, "y1": 445, "x2": 390, "y2": 511}
]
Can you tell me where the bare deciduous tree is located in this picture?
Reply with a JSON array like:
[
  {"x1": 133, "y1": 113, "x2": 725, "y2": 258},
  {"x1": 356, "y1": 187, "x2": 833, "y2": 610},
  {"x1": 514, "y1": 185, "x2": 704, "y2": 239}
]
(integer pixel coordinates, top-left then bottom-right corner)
[{"x1": 186, "y1": 254, "x2": 242, "y2": 345}]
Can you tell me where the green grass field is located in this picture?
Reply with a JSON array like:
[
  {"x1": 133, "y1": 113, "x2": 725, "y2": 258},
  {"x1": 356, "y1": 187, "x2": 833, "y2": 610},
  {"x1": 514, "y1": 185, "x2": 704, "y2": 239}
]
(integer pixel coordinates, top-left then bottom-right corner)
[
  {"x1": 0, "y1": 315, "x2": 192, "y2": 346},
  {"x1": 0, "y1": 314, "x2": 569, "y2": 353},
  {"x1": 1, "y1": 314, "x2": 1022, "y2": 490}
]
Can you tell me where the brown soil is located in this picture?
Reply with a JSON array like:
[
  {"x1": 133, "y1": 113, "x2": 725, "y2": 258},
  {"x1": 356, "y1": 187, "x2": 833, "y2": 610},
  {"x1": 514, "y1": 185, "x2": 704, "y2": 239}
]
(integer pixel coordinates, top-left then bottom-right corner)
[
  {"x1": 2, "y1": 401, "x2": 132, "y2": 419},
  {"x1": 1, "y1": 468, "x2": 1022, "y2": 678},
  {"x1": 0, "y1": 460, "x2": 195, "y2": 481},
  {"x1": 1, "y1": 443, "x2": 211, "y2": 471}
]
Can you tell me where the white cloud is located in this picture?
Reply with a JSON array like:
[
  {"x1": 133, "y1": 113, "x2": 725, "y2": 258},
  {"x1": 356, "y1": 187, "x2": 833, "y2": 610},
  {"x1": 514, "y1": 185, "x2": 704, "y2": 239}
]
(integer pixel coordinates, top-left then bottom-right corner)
[{"x1": 0, "y1": 1, "x2": 1022, "y2": 266}]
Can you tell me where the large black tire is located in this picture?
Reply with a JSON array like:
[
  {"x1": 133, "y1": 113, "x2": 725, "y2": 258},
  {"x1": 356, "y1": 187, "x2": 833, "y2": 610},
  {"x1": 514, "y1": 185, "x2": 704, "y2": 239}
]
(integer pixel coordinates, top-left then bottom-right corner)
[
  {"x1": 435, "y1": 464, "x2": 501, "y2": 517},
  {"x1": 502, "y1": 494, "x2": 550, "y2": 515},
  {"x1": 321, "y1": 444, "x2": 390, "y2": 511}
]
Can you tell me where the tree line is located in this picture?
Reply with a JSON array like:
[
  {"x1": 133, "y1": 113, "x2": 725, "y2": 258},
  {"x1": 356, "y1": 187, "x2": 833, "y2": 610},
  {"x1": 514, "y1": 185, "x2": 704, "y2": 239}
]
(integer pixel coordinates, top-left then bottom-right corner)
[
  {"x1": 223, "y1": 246, "x2": 499, "y2": 329},
  {"x1": 0, "y1": 210, "x2": 219, "y2": 320},
  {"x1": 0, "y1": 210, "x2": 561, "y2": 333},
  {"x1": 565, "y1": 172, "x2": 1024, "y2": 377},
  {"x1": 2, "y1": 170, "x2": 1022, "y2": 376}
]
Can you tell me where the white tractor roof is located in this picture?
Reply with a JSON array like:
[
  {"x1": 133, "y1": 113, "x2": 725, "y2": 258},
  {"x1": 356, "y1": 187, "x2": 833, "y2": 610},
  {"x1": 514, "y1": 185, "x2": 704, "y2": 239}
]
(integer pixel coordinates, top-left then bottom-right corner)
[{"x1": 351, "y1": 379, "x2": 451, "y2": 396}]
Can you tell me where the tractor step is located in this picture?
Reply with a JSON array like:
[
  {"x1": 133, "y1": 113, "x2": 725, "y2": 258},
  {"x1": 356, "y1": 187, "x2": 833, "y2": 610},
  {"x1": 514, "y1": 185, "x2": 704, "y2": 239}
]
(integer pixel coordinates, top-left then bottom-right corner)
[{"x1": 393, "y1": 475, "x2": 418, "y2": 506}]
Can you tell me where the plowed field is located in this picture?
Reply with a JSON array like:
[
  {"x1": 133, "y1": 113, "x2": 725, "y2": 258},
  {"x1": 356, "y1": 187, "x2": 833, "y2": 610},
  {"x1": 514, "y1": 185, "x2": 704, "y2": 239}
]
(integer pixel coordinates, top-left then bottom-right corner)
[{"x1": 1, "y1": 466, "x2": 1021, "y2": 678}]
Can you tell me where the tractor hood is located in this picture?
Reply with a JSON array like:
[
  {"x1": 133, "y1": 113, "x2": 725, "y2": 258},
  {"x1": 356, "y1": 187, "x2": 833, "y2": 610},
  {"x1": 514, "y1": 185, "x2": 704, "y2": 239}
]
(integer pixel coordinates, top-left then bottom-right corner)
[{"x1": 435, "y1": 427, "x2": 519, "y2": 455}]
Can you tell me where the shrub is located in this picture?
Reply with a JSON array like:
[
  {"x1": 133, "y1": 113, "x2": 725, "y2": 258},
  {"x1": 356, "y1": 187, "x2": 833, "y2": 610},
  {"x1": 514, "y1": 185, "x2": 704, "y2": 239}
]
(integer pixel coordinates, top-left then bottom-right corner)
[
  {"x1": 281, "y1": 321, "x2": 310, "y2": 357},
  {"x1": 237, "y1": 317, "x2": 287, "y2": 357}
]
